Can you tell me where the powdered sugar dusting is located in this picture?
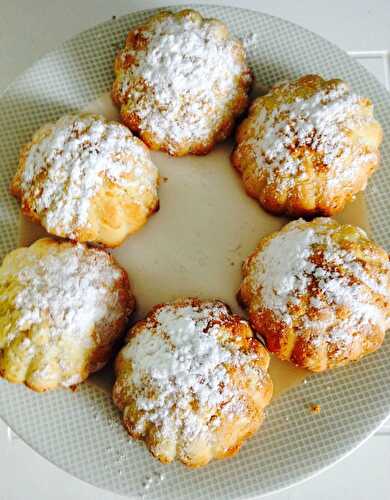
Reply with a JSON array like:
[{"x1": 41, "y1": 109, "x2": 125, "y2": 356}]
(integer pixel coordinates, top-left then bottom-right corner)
[
  {"x1": 116, "y1": 13, "x2": 250, "y2": 151},
  {"x1": 19, "y1": 114, "x2": 157, "y2": 237},
  {"x1": 121, "y1": 301, "x2": 259, "y2": 442},
  {"x1": 253, "y1": 226, "x2": 317, "y2": 326},
  {"x1": 249, "y1": 218, "x2": 390, "y2": 352},
  {"x1": 241, "y1": 32, "x2": 257, "y2": 50},
  {"x1": 14, "y1": 243, "x2": 122, "y2": 334},
  {"x1": 245, "y1": 80, "x2": 377, "y2": 192}
]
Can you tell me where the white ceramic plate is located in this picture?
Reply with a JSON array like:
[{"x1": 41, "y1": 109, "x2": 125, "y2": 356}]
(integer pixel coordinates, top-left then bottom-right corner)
[{"x1": 0, "y1": 5, "x2": 390, "y2": 499}]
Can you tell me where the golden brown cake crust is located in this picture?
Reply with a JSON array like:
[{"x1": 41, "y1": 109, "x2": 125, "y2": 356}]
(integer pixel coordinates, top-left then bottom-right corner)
[
  {"x1": 113, "y1": 298, "x2": 272, "y2": 467},
  {"x1": 0, "y1": 238, "x2": 135, "y2": 392},
  {"x1": 112, "y1": 9, "x2": 252, "y2": 156},
  {"x1": 238, "y1": 218, "x2": 390, "y2": 372},
  {"x1": 231, "y1": 75, "x2": 383, "y2": 217},
  {"x1": 11, "y1": 113, "x2": 159, "y2": 247}
]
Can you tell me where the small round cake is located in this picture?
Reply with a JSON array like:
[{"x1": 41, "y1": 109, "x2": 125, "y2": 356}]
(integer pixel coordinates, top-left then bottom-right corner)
[
  {"x1": 113, "y1": 298, "x2": 272, "y2": 467},
  {"x1": 0, "y1": 238, "x2": 134, "y2": 391},
  {"x1": 238, "y1": 218, "x2": 390, "y2": 372},
  {"x1": 11, "y1": 113, "x2": 159, "y2": 247},
  {"x1": 231, "y1": 75, "x2": 383, "y2": 217},
  {"x1": 112, "y1": 9, "x2": 252, "y2": 156}
]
